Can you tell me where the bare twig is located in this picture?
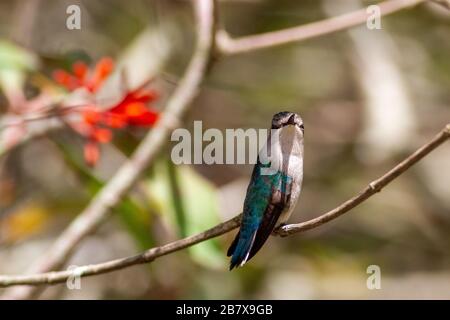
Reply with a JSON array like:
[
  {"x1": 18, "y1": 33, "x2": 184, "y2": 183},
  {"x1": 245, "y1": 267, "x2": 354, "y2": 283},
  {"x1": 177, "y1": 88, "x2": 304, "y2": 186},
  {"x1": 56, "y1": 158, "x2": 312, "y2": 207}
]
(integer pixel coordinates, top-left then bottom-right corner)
[
  {"x1": 0, "y1": 0, "x2": 428, "y2": 158},
  {"x1": 216, "y1": 0, "x2": 426, "y2": 55},
  {"x1": 0, "y1": 89, "x2": 154, "y2": 158},
  {"x1": 431, "y1": 0, "x2": 450, "y2": 9},
  {"x1": 0, "y1": 0, "x2": 427, "y2": 156},
  {"x1": 0, "y1": 0, "x2": 217, "y2": 299},
  {"x1": 0, "y1": 117, "x2": 64, "y2": 157},
  {"x1": 277, "y1": 123, "x2": 450, "y2": 236},
  {"x1": 0, "y1": 215, "x2": 242, "y2": 287},
  {"x1": 0, "y1": 0, "x2": 441, "y2": 297},
  {"x1": 1, "y1": 123, "x2": 448, "y2": 287}
]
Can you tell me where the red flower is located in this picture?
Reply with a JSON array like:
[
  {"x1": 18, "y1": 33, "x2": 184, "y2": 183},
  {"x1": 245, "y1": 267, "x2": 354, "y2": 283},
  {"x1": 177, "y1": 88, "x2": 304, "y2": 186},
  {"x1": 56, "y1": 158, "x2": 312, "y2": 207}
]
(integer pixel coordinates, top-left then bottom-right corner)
[
  {"x1": 55, "y1": 58, "x2": 160, "y2": 166},
  {"x1": 53, "y1": 57, "x2": 114, "y2": 93},
  {"x1": 107, "y1": 87, "x2": 159, "y2": 127}
]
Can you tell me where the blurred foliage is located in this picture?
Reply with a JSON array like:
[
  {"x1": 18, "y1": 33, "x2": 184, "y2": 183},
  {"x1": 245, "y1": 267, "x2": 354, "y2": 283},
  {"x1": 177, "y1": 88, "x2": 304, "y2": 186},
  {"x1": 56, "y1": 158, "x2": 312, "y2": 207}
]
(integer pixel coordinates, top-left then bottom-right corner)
[
  {"x1": 0, "y1": 40, "x2": 38, "y2": 102},
  {"x1": 0, "y1": 201, "x2": 50, "y2": 243},
  {"x1": 54, "y1": 139, "x2": 156, "y2": 249},
  {"x1": 0, "y1": 0, "x2": 449, "y2": 299},
  {"x1": 147, "y1": 160, "x2": 225, "y2": 269}
]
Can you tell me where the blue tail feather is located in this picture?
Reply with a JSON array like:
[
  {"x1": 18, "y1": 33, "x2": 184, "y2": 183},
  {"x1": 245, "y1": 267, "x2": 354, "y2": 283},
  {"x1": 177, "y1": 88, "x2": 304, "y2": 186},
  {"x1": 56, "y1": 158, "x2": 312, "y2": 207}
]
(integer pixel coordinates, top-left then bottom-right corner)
[{"x1": 228, "y1": 229, "x2": 257, "y2": 270}]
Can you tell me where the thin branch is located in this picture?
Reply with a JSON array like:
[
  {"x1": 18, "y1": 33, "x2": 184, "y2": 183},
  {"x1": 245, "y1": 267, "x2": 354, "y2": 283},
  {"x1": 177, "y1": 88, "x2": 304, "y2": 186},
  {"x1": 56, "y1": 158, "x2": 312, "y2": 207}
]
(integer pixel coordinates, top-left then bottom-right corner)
[
  {"x1": 0, "y1": 0, "x2": 439, "y2": 296},
  {"x1": 0, "y1": 98, "x2": 136, "y2": 132},
  {"x1": 1, "y1": 123, "x2": 448, "y2": 287},
  {"x1": 216, "y1": 0, "x2": 426, "y2": 55},
  {"x1": 431, "y1": 0, "x2": 450, "y2": 9},
  {"x1": 277, "y1": 123, "x2": 450, "y2": 236},
  {"x1": 0, "y1": 0, "x2": 429, "y2": 158},
  {"x1": 0, "y1": 84, "x2": 156, "y2": 158},
  {"x1": 0, "y1": 117, "x2": 64, "y2": 157},
  {"x1": 0, "y1": 0, "x2": 427, "y2": 155},
  {"x1": 0, "y1": 0, "x2": 217, "y2": 299}
]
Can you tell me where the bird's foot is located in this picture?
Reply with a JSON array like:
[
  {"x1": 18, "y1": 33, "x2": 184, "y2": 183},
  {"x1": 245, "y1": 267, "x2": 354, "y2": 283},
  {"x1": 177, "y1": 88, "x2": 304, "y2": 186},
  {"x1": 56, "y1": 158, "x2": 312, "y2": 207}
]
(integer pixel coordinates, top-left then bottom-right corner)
[{"x1": 272, "y1": 223, "x2": 286, "y2": 236}]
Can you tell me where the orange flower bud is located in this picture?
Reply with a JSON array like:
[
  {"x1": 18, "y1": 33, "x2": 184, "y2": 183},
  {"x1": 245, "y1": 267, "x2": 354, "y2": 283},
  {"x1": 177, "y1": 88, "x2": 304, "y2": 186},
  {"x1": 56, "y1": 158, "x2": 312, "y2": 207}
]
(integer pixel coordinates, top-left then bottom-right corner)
[
  {"x1": 72, "y1": 61, "x2": 88, "y2": 80},
  {"x1": 84, "y1": 141, "x2": 100, "y2": 167},
  {"x1": 93, "y1": 128, "x2": 112, "y2": 143},
  {"x1": 82, "y1": 108, "x2": 102, "y2": 125}
]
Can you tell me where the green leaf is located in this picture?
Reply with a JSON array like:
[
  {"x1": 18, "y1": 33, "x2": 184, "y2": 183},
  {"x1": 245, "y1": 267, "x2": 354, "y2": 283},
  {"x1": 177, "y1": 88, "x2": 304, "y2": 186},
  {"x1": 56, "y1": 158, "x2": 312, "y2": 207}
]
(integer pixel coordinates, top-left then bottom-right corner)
[
  {"x1": 147, "y1": 159, "x2": 226, "y2": 269},
  {"x1": 53, "y1": 140, "x2": 155, "y2": 250},
  {"x1": 0, "y1": 40, "x2": 38, "y2": 71},
  {"x1": 0, "y1": 40, "x2": 38, "y2": 96}
]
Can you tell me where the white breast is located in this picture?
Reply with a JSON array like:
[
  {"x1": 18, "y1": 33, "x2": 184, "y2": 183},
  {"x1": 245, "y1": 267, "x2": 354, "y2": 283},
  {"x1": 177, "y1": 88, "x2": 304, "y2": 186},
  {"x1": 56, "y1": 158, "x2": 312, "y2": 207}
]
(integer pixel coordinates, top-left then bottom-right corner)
[
  {"x1": 259, "y1": 125, "x2": 304, "y2": 225},
  {"x1": 277, "y1": 153, "x2": 303, "y2": 226}
]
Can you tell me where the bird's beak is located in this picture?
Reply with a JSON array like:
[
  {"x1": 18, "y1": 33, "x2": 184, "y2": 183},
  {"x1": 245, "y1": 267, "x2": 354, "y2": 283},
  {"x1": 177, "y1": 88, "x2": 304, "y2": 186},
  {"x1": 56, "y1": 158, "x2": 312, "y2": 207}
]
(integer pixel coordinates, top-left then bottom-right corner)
[{"x1": 287, "y1": 114, "x2": 296, "y2": 126}]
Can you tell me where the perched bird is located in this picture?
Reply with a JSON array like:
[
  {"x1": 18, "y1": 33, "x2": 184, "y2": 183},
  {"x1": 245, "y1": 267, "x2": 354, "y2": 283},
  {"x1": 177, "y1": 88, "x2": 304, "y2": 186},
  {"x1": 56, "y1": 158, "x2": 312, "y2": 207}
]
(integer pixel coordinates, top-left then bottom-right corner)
[{"x1": 227, "y1": 111, "x2": 304, "y2": 270}]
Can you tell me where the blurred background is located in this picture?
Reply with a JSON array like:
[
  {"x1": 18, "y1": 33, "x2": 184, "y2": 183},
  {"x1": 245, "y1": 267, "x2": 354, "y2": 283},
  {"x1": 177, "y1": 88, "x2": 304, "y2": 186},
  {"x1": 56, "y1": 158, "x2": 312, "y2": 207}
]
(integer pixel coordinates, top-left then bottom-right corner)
[{"x1": 0, "y1": 0, "x2": 449, "y2": 299}]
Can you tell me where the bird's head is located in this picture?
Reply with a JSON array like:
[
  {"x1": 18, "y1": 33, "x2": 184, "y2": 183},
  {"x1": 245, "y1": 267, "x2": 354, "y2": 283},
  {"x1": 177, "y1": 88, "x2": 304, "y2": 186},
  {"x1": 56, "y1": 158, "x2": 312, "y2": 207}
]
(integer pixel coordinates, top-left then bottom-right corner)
[{"x1": 271, "y1": 111, "x2": 304, "y2": 137}]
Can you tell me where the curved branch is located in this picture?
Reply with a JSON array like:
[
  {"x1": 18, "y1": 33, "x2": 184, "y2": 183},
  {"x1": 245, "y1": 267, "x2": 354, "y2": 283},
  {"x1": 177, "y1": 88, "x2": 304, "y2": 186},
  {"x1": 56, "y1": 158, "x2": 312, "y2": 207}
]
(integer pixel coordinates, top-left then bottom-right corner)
[
  {"x1": 277, "y1": 123, "x2": 450, "y2": 236},
  {"x1": 216, "y1": 0, "x2": 426, "y2": 55},
  {"x1": 0, "y1": 0, "x2": 440, "y2": 296},
  {"x1": 0, "y1": 118, "x2": 63, "y2": 157},
  {"x1": 0, "y1": 0, "x2": 217, "y2": 299},
  {"x1": 1, "y1": 124, "x2": 448, "y2": 287},
  {"x1": 0, "y1": 0, "x2": 428, "y2": 159},
  {"x1": 432, "y1": 0, "x2": 450, "y2": 9}
]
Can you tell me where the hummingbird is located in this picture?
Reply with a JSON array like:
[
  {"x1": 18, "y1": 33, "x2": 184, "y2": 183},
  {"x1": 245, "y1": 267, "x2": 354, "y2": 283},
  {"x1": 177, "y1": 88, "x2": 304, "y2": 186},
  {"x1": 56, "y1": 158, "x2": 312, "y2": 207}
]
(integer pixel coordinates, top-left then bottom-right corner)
[{"x1": 227, "y1": 111, "x2": 304, "y2": 270}]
